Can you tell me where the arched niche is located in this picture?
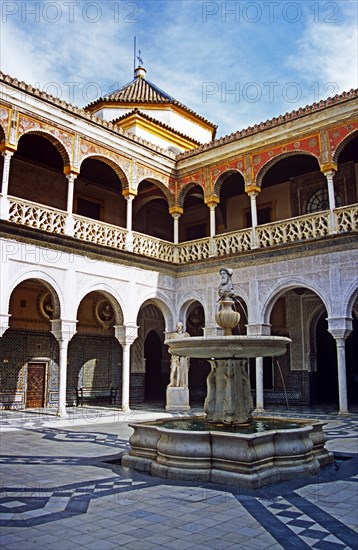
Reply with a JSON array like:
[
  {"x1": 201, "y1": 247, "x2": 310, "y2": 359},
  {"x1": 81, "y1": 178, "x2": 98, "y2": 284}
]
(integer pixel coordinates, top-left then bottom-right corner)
[
  {"x1": 133, "y1": 179, "x2": 173, "y2": 241},
  {"x1": 8, "y1": 133, "x2": 68, "y2": 210},
  {"x1": 75, "y1": 157, "x2": 127, "y2": 226}
]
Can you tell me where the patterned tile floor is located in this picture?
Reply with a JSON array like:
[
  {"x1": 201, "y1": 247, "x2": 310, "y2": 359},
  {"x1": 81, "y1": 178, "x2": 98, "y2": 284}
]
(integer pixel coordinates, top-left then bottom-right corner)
[{"x1": 0, "y1": 405, "x2": 357, "y2": 549}]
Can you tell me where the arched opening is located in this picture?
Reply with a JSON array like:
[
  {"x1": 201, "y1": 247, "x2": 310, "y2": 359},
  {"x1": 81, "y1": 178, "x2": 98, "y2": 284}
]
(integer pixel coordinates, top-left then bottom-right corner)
[
  {"x1": 131, "y1": 302, "x2": 168, "y2": 405},
  {"x1": 75, "y1": 158, "x2": 126, "y2": 226},
  {"x1": 144, "y1": 330, "x2": 165, "y2": 402},
  {"x1": 8, "y1": 134, "x2": 68, "y2": 209},
  {"x1": 186, "y1": 302, "x2": 208, "y2": 404},
  {"x1": 133, "y1": 180, "x2": 173, "y2": 240},
  {"x1": 180, "y1": 185, "x2": 208, "y2": 241},
  {"x1": 68, "y1": 291, "x2": 122, "y2": 406},
  {"x1": 0, "y1": 279, "x2": 59, "y2": 410},
  {"x1": 335, "y1": 133, "x2": 358, "y2": 206},
  {"x1": 216, "y1": 172, "x2": 247, "y2": 232},
  {"x1": 312, "y1": 313, "x2": 339, "y2": 405},
  {"x1": 260, "y1": 154, "x2": 323, "y2": 222}
]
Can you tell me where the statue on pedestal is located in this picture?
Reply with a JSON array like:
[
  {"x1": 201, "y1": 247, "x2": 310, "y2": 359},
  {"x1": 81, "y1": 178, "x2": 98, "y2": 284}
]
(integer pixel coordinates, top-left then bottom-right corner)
[{"x1": 168, "y1": 321, "x2": 190, "y2": 388}]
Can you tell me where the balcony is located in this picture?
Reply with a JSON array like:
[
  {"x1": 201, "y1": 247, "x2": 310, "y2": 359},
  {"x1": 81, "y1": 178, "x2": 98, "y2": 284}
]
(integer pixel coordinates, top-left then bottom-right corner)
[{"x1": 5, "y1": 195, "x2": 358, "y2": 264}]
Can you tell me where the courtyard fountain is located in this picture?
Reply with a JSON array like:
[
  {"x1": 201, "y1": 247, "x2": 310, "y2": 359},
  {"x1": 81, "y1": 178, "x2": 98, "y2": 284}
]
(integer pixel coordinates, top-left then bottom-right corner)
[{"x1": 122, "y1": 269, "x2": 333, "y2": 488}]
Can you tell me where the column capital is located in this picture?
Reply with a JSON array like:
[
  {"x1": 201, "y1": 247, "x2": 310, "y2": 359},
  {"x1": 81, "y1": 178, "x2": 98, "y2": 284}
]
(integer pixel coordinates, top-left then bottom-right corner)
[
  {"x1": 169, "y1": 205, "x2": 183, "y2": 216},
  {"x1": 246, "y1": 184, "x2": 261, "y2": 196},
  {"x1": 327, "y1": 317, "x2": 353, "y2": 340},
  {"x1": 320, "y1": 162, "x2": 337, "y2": 175},
  {"x1": 51, "y1": 319, "x2": 77, "y2": 342},
  {"x1": 205, "y1": 195, "x2": 220, "y2": 208},
  {"x1": 114, "y1": 324, "x2": 138, "y2": 345},
  {"x1": 0, "y1": 145, "x2": 16, "y2": 155},
  {"x1": 64, "y1": 165, "x2": 79, "y2": 177},
  {"x1": 123, "y1": 189, "x2": 137, "y2": 199}
]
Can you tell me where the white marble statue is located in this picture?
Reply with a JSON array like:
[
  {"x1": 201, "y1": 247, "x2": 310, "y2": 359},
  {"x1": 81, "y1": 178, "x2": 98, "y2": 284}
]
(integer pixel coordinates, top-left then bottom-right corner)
[{"x1": 168, "y1": 321, "x2": 190, "y2": 388}]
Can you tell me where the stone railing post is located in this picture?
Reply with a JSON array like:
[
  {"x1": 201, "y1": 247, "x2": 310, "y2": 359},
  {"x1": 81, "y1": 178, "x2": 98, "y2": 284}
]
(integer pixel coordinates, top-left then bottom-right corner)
[
  {"x1": 327, "y1": 317, "x2": 353, "y2": 415},
  {"x1": 51, "y1": 319, "x2": 77, "y2": 417},
  {"x1": 115, "y1": 324, "x2": 139, "y2": 412}
]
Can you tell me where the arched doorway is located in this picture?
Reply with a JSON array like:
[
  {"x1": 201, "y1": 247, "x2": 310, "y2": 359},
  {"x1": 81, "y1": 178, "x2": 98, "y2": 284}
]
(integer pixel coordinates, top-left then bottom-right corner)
[
  {"x1": 314, "y1": 314, "x2": 338, "y2": 404},
  {"x1": 144, "y1": 330, "x2": 165, "y2": 402}
]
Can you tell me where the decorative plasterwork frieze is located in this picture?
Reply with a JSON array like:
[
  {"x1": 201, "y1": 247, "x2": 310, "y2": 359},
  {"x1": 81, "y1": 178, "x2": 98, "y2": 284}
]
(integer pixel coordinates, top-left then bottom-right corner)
[
  {"x1": 17, "y1": 113, "x2": 75, "y2": 164},
  {"x1": 253, "y1": 134, "x2": 321, "y2": 182},
  {"x1": 328, "y1": 120, "x2": 358, "y2": 160},
  {"x1": 0, "y1": 104, "x2": 12, "y2": 144}
]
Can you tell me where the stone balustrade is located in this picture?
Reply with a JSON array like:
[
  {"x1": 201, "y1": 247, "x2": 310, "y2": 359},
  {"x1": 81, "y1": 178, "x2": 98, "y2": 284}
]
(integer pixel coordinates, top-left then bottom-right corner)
[{"x1": 6, "y1": 196, "x2": 358, "y2": 264}]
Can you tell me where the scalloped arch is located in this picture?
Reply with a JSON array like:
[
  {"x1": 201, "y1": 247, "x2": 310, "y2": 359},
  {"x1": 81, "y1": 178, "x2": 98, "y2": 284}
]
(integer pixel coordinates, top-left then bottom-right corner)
[
  {"x1": 262, "y1": 279, "x2": 328, "y2": 325},
  {"x1": 213, "y1": 169, "x2": 246, "y2": 198},
  {"x1": 136, "y1": 177, "x2": 175, "y2": 208},
  {"x1": 17, "y1": 129, "x2": 71, "y2": 167},
  {"x1": 333, "y1": 129, "x2": 358, "y2": 163},
  {"x1": 256, "y1": 151, "x2": 321, "y2": 187},
  {"x1": 78, "y1": 154, "x2": 129, "y2": 191},
  {"x1": 178, "y1": 181, "x2": 205, "y2": 208},
  {"x1": 137, "y1": 296, "x2": 174, "y2": 331},
  {"x1": 74, "y1": 284, "x2": 125, "y2": 325},
  {"x1": 7, "y1": 271, "x2": 63, "y2": 319}
]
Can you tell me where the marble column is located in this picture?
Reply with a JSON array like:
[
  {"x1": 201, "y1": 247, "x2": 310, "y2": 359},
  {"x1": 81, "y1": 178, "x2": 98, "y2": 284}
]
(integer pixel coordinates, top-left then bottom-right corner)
[
  {"x1": 0, "y1": 150, "x2": 14, "y2": 220},
  {"x1": 321, "y1": 163, "x2": 337, "y2": 233},
  {"x1": 327, "y1": 317, "x2": 353, "y2": 415},
  {"x1": 65, "y1": 172, "x2": 77, "y2": 236},
  {"x1": 255, "y1": 357, "x2": 265, "y2": 412},
  {"x1": 124, "y1": 194, "x2": 135, "y2": 252},
  {"x1": 249, "y1": 191, "x2": 258, "y2": 248},
  {"x1": 51, "y1": 319, "x2": 77, "y2": 418},
  {"x1": 115, "y1": 324, "x2": 139, "y2": 412}
]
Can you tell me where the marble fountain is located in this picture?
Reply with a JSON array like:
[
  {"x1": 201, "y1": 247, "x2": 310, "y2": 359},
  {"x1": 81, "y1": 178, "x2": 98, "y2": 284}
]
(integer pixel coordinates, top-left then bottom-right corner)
[{"x1": 122, "y1": 269, "x2": 333, "y2": 488}]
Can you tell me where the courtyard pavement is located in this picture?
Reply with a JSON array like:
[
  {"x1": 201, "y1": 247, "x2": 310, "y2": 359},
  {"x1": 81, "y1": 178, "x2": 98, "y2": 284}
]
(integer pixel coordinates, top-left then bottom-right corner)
[{"x1": 0, "y1": 404, "x2": 357, "y2": 549}]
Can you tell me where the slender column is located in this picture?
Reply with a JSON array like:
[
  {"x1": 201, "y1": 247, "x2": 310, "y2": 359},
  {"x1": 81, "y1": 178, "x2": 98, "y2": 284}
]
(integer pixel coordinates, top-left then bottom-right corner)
[
  {"x1": 121, "y1": 343, "x2": 131, "y2": 411},
  {"x1": 65, "y1": 172, "x2": 76, "y2": 236},
  {"x1": 321, "y1": 163, "x2": 337, "y2": 233},
  {"x1": 249, "y1": 191, "x2": 258, "y2": 248},
  {"x1": 336, "y1": 339, "x2": 348, "y2": 414},
  {"x1": 246, "y1": 185, "x2": 260, "y2": 249},
  {"x1": 51, "y1": 319, "x2": 77, "y2": 418},
  {"x1": 0, "y1": 150, "x2": 14, "y2": 220},
  {"x1": 209, "y1": 205, "x2": 216, "y2": 238},
  {"x1": 115, "y1": 324, "x2": 138, "y2": 412},
  {"x1": 327, "y1": 316, "x2": 352, "y2": 415},
  {"x1": 124, "y1": 192, "x2": 135, "y2": 252},
  {"x1": 172, "y1": 213, "x2": 180, "y2": 244},
  {"x1": 58, "y1": 339, "x2": 69, "y2": 417},
  {"x1": 255, "y1": 357, "x2": 264, "y2": 412}
]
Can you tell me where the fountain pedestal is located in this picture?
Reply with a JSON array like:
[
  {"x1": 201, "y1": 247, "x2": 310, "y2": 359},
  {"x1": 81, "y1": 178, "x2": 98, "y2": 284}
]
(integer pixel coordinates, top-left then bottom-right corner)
[
  {"x1": 204, "y1": 359, "x2": 253, "y2": 424},
  {"x1": 166, "y1": 387, "x2": 190, "y2": 412}
]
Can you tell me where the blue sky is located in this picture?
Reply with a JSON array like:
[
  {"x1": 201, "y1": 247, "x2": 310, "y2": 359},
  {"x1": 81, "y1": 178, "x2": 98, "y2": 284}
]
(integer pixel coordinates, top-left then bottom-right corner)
[{"x1": 1, "y1": 0, "x2": 357, "y2": 137}]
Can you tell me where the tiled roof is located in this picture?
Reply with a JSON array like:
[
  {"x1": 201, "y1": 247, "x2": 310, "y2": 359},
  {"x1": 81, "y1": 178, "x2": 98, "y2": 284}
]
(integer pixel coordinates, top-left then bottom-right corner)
[
  {"x1": 86, "y1": 76, "x2": 217, "y2": 131},
  {"x1": 113, "y1": 108, "x2": 201, "y2": 146}
]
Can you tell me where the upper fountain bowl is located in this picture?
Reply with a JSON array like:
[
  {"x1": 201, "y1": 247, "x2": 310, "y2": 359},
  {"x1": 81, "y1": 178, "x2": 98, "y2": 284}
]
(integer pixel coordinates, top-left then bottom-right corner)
[{"x1": 164, "y1": 335, "x2": 292, "y2": 359}]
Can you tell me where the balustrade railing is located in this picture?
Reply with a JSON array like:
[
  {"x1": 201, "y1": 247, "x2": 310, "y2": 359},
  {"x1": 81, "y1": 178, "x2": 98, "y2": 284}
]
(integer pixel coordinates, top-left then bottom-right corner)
[
  {"x1": 335, "y1": 204, "x2": 358, "y2": 233},
  {"x1": 256, "y1": 211, "x2": 330, "y2": 248},
  {"x1": 73, "y1": 215, "x2": 127, "y2": 250},
  {"x1": 8, "y1": 197, "x2": 66, "y2": 234},
  {"x1": 5, "y1": 197, "x2": 357, "y2": 264}
]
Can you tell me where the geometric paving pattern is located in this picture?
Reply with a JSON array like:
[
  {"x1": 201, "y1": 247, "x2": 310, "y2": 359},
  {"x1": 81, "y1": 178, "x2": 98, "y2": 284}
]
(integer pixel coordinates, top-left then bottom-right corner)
[{"x1": 1, "y1": 407, "x2": 357, "y2": 549}]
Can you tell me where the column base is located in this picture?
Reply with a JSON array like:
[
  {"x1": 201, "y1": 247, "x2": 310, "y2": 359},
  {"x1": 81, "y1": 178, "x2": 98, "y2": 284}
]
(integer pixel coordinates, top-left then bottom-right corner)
[
  {"x1": 338, "y1": 409, "x2": 350, "y2": 416},
  {"x1": 122, "y1": 405, "x2": 131, "y2": 413},
  {"x1": 56, "y1": 407, "x2": 69, "y2": 418},
  {"x1": 254, "y1": 408, "x2": 265, "y2": 414}
]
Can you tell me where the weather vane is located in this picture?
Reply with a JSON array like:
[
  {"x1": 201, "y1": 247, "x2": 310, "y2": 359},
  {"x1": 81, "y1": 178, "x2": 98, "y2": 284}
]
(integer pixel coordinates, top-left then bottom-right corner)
[{"x1": 137, "y1": 50, "x2": 143, "y2": 66}]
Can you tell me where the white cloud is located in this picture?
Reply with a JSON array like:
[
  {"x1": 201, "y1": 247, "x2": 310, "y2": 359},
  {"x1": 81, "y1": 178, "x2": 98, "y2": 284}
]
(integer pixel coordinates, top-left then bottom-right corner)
[{"x1": 288, "y1": 10, "x2": 358, "y2": 93}]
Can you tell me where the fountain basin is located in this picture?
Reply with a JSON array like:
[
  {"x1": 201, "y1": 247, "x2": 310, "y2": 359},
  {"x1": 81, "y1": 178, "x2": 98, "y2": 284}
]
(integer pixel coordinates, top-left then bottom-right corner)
[
  {"x1": 165, "y1": 335, "x2": 292, "y2": 359},
  {"x1": 122, "y1": 416, "x2": 334, "y2": 489}
]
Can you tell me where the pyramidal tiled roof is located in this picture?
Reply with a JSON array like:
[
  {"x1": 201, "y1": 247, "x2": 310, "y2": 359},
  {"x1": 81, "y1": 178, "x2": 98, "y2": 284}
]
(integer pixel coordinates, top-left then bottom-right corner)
[
  {"x1": 86, "y1": 71, "x2": 217, "y2": 131},
  {"x1": 106, "y1": 76, "x2": 175, "y2": 103}
]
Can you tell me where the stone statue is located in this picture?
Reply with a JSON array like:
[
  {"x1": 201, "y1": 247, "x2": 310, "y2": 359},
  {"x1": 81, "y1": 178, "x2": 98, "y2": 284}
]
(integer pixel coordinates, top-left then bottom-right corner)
[
  {"x1": 218, "y1": 267, "x2": 236, "y2": 300},
  {"x1": 168, "y1": 322, "x2": 190, "y2": 388}
]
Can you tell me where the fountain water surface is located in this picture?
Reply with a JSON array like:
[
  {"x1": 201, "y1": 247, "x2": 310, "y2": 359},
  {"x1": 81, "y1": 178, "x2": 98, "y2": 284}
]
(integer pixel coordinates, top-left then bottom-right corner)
[{"x1": 122, "y1": 269, "x2": 333, "y2": 488}]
